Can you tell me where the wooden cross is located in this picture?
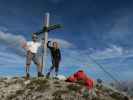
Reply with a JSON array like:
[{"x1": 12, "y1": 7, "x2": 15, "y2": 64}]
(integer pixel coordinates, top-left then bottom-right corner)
[
  {"x1": 34, "y1": 12, "x2": 62, "y2": 73},
  {"x1": 42, "y1": 12, "x2": 49, "y2": 73}
]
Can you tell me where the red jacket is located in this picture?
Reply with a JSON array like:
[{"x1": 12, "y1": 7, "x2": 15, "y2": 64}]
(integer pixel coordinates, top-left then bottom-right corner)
[{"x1": 66, "y1": 70, "x2": 94, "y2": 90}]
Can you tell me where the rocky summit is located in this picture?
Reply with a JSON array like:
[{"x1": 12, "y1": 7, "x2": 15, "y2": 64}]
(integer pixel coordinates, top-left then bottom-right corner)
[{"x1": 0, "y1": 77, "x2": 131, "y2": 100}]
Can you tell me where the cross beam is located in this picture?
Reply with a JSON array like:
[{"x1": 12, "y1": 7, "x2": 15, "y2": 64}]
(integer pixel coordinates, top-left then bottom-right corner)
[{"x1": 35, "y1": 24, "x2": 62, "y2": 35}]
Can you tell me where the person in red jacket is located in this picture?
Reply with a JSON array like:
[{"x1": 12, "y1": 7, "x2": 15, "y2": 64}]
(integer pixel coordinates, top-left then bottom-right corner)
[{"x1": 66, "y1": 70, "x2": 94, "y2": 90}]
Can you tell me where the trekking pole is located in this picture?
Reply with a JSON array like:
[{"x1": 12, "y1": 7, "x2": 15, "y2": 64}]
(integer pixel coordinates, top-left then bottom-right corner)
[{"x1": 88, "y1": 55, "x2": 121, "y2": 86}]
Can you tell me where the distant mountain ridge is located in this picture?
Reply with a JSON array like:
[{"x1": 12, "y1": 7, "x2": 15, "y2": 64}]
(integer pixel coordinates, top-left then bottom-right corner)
[{"x1": 111, "y1": 80, "x2": 133, "y2": 97}]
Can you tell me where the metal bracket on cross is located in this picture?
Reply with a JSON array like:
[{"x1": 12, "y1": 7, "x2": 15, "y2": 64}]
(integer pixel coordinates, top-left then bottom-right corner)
[{"x1": 34, "y1": 13, "x2": 62, "y2": 73}]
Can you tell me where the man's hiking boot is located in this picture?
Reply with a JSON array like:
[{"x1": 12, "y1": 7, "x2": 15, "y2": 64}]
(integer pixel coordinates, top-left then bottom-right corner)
[
  {"x1": 26, "y1": 73, "x2": 30, "y2": 78},
  {"x1": 46, "y1": 73, "x2": 50, "y2": 79},
  {"x1": 24, "y1": 73, "x2": 30, "y2": 80},
  {"x1": 38, "y1": 72, "x2": 44, "y2": 77}
]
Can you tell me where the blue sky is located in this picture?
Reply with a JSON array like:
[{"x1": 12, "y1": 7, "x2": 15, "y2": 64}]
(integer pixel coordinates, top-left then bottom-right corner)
[{"x1": 0, "y1": 0, "x2": 133, "y2": 82}]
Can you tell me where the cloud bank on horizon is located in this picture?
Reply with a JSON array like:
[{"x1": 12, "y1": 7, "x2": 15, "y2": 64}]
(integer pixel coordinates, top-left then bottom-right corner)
[
  {"x1": 0, "y1": 29, "x2": 73, "y2": 57},
  {"x1": 0, "y1": 28, "x2": 133, "y2": 81}
]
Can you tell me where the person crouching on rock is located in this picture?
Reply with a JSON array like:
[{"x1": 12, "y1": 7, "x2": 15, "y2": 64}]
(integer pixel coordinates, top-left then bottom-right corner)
[
  {"x1": 46, "y1": 41, "x2": 61, "y2": 78},
  {"x1": 22, "y1": 33, "x2": 44, "y2": 78}
]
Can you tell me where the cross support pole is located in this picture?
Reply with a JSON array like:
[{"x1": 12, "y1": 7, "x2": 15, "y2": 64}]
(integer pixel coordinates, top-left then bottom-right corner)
[{"x1": 41, "y1": 12, "x2": 50, "y2": 73}]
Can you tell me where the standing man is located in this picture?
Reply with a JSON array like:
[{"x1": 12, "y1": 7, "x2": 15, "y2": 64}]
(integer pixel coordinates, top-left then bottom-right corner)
[
  {"x1": 22, "y1": 33, "x2": 44, "y2": 78},
  {"x1": 46, "y1": 41, "x2": 61, "y2": 78}
]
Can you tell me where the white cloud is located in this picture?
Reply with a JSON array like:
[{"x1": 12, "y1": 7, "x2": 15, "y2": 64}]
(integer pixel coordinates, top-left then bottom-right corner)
[
  {"x1": 0, "y1": 29, "x2": 131, "y2": 67},
  {"x1": 0, "y1": 28, "x2": 132, "y2": 81},
  {"x1": 110, "y1": 15, "x2": 130, "y2": 34},
  {"x1": 89, "y1": 45, "x2": 124, "y2": 60},
  {"x1": 103, "y1": 10, "x2": 133, "y2": 42},
  {"x1": 0, "y1": 31, "x2": 26, "y2": 46},
  {"x1": 0, "y1": 31, "x2": 27, "y2": 57},
  {"x1": 0, "y1": 29, "x2": 73, "y2": 54},
  {"x1": 0, "y1": 27, "x2": 8, "y2": 32},
  {"x1": 0, "y1": 30, "x2": 132, "y2": 80},
  {"x1": 58, "y1": 44, "x2": 125, "y2": 68},
  {"x1": 48, "y1": 38, "x2": 73, "y2": 48}
]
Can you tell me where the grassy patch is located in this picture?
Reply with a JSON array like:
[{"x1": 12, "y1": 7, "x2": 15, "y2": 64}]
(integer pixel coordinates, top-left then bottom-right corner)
[
  {"x1": 67, "y1": 84, "x2": 82, "y2": 92},
  {"x1": 54, "y1": 81, "x2": 61, "y2": 84},
  {"x1": 76, "y1": 80, "x2": 85, "y2": 86},
  {"x1": 6, "y1": 94, "x2": 17, "y2": 100},
  {"x1": 110, "y1": 92, "x2": 124, "y2": 100},
  {"x1": 53, "y1": 90, "x2": 69, "y2": 100},
  {"x1": 16, "y1": 89, "x2": 25, "y2": 95},
  {"x1": 26, "y1": 78, "x2": 50, "y2": 92}
]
